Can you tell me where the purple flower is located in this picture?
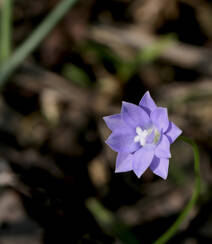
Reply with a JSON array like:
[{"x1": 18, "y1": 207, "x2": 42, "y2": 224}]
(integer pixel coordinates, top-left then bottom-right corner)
[{"x1": 103, "y1": 91, "x2": 182, "y2": 179}]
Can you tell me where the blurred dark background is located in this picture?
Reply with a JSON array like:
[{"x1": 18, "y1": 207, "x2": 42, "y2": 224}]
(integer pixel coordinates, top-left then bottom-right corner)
[{"x1": 0, "y1": 0, "x2": 212, "y2": 243}]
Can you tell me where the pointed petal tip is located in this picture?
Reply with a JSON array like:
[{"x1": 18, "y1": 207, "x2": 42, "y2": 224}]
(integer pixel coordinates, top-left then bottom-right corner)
[
  {"x1": 150, "y1": 156, "x2": 169, "y2": 179},
  {"x1": 102, "y1": 116, "x2": 109, "y2": 125},
  {"x1": 105, "y1": 137, "x2": 110, "y2": 146},
  {"x1": 115, "y1": 169, "x2": 133, "y2": 174},
  {"x1": 105, "y1": 135, "x2": 115, "y2": 150},
  {"x1": 122, "y1": 101, "x2": 150, "y2": 128},
  {"x1": 103, "y1": 114, "x2": 123, "y2": 131},
  {"x1": 161, "y1": 174, "x2": 168, "y2": 180},
  {"x1": 115, "y1": 169, "x2": 121, "y2": 173},
  {"x1": 115, "y1": 152, "x2": 133, "y2": 173},
  {"x1": 115, "y1": 168, "x2": 132, "y2": 173},
  {"x1": 165, "y1": 122, "x2": 183, "y2": 144},
  {"x1": 178, "y1": 127, "x2": 183, "y2": 136},
  {"x1": 150, "y1": 107, "x2": 169, "y2": 132},
  {"x1": 133, "y1": 169, "x2": 142, "y2": 178},
  {"x1": 139, "y1": 91, "x2": 157, "y2": 115},
  {"x1": 156, "y1": 169, "x2": 168, "y2": 180},
  {"x1": 121, "y1": 101, "x2": 128, "y2": 106},
  {"x1": 132, "y1": 147, "x2": 154, "y2": 178},
  {"x1": 154, "y1": 173, "x2": 168, "y2": 180},
  {"x1": 115, "y1": 166, "x2": 123, "y2": 173},
  {"x1": 145, "y1": 90, "x2": 151, "y2": 97}
]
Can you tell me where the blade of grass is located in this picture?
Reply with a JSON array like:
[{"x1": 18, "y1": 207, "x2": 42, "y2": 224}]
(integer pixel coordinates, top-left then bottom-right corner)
[
  {"x1": 0, "y1": 0, "x2": 13, "y2": 64},
  {"x1": 0, "y1": 0, "x2": 78, "y2": 89}
]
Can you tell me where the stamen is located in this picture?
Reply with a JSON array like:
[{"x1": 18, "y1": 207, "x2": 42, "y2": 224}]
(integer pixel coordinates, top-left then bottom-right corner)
[
  {"x1": 134, "y1": 127, "x2": 148, "y2": 146},
  {"x1": 134, "y1": 126, "x2": 160, "y2": 146}
]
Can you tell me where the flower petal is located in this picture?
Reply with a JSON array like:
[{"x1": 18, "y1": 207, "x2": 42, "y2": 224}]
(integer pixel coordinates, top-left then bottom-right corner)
[
  {"x1": 132, "y1": 147, "x2": 154, "y2": 178},
  {"x1": 105, "y1": 126, "x2": 139, "y2": 153},
  {"x1": 139, "y1": 91, "x2": 157, "y2": 115},
  {"x1": 155, "y1": 134, "x2": 171, "y2": 158},
  {"x1": 121, "y1": 102, "x2": 150, "y2": 128},
  {"x1": 165, "y1": 121, "x2": 182, "y2": 144},
  {"x1": 145, "y1": 129, "x2": 155, "y2": 144},
  {"x1": 150, "y1": 107, "x2": 169, "y2": 132},
  {"x1": 103, "y1": 114, "x2": 123, "y2": 131},
  {"x1": 115, "y1": 152, "x2": 133, "y2": 173},
  {"x1": 150, "y1": 156, "x2": 169, "y2": 179}
]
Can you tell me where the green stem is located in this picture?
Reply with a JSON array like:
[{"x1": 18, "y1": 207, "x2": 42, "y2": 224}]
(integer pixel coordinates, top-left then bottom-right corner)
[
  {"x1": 0, "y1": 0, "x2": 13, "y2": 64},
  {"x1": 0, "y1": 0, "x2": 78, "y2": 89},
  {"x1": 153, "y1": 136, "x2": 201, "y2": 244}
]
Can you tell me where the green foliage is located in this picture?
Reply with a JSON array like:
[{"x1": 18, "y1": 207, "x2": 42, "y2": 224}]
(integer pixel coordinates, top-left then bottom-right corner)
[
  {"x1": 117, "y1": 34, "x2": 176, "y2": 82},
  {"x1": 0, "y1": 0, "x2": 13, "y2": 65},
  {"x1": 0, "y1": 0, "x2": 78, "y2": 89},
  {"x1": 83, "y1": 35, "x2": 175, "y2": 83},
  {"x1": 86, "y1": 198, "x2": 139, "y2": 244},
  {"x1": 62, "y1": 63, "x2": 92, "y2": 87}
]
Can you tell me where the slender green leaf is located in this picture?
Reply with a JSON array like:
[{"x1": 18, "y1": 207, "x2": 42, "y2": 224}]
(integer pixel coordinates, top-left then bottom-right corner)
[
  {"x1": 86, "y1": 198, "x2": 139, "y2": 244},
  {"x1": 0, "y1": 0, "x2": 78, "y2": 89},
  {"x1": 0, "y1": 0, "x2": 13, "y2": 64}
]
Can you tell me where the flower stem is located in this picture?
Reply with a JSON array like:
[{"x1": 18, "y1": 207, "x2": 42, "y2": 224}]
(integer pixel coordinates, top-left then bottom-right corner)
[
  {"x1": 0, "y1": 0, "x2": 78, "y2": 89},
  {"x1": 153, "y1": 136, "x2": 201, "y2": 244}
]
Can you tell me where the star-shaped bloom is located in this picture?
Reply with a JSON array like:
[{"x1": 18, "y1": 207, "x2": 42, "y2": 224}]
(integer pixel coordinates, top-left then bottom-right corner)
[{"x1": 103, "y1": 91, "x2": 182, "y2": 179}]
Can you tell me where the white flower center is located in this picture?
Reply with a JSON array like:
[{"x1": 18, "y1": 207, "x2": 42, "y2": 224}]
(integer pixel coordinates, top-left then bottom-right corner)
[
  {"x1": 134, "y1": 126, "x2": 160, "y2": 146},
  {"x1": 134, "y1": 127, "x2": 148, "y2": 146}
]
